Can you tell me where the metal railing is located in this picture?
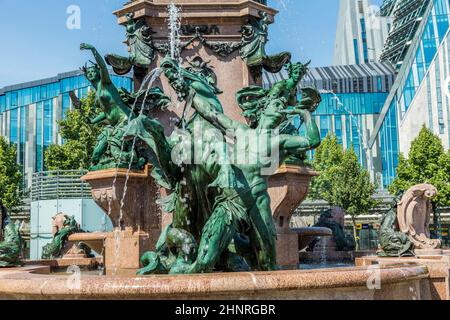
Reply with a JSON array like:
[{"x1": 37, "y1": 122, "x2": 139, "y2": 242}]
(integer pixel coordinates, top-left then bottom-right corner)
[{"x1": 31, "y1": 170, "x2": 91, "y2": 201}]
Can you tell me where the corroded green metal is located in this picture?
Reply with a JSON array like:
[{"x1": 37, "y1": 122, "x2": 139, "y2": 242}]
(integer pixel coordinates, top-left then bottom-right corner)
[
  {"x1": 124, "y1": 56, "x2": 321, "y2": 275},
  {"x1": 80, "y1": 43, "x2": 169, "y2": 171},
  {"x1": 309, "y1": 209, "x2": 356, "y2": 252},
  {"x1": 378, "y1": 198, "x2": 414, "y2": 257},
  {"x1": 0, "y1": 204, "x2": 22, "y2": 268},
  {"x1": 41, "y1": 215, "x2": 81, "y2": 260},
  {"x1": 240, "y1": 11, "x2": 291, "y2": 76},
  {"x1": 105, "y1": 13, "x2": 156, "y2": 75}
]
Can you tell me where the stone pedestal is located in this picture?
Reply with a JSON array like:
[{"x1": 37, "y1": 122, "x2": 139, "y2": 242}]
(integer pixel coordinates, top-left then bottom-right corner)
[
  {"x1": 415, "y1": 249, "x2": 444, "y2": 257},
  {"x1": 268, "y1": 165, "x2": 318, "y2": 268},
  {"x1": 68, "y1": 232, "x2": 110, "y2": 255},
  {"x1": 81, "y1": 165, "x2": 162, "y2": 274},
  {"x1": 81, "y1": 164, "x2": 162, "y2": 246},
  {"x1": 104, "y1": 228, "x2": 152, "y2": 276}
]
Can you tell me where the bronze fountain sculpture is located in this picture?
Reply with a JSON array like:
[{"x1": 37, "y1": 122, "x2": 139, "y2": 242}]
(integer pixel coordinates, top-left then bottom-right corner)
[{"x1": 77, "y1": 3, "x2": 322, "y2": 274}]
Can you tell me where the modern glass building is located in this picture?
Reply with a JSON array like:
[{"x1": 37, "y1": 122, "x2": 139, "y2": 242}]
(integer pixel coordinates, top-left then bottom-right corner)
[
  {"x1": 0, "y1": 70, "x2": 133, "y2": 188},
  {"x1": 370, "y1": 0, "x2": 450, "y2": 188},
  {"x1": 264, "y1": 62, "x2": 396, "y2": 178},
  {"x1": 379, "y1": 0, "x2": 431, "y2": 70},
  {"x1": 334, "y1": 0, "x2": 393, "y2": 65}
]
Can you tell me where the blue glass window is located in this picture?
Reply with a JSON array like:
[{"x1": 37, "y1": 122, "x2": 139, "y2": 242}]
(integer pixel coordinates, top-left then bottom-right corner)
[
  {"x1": 334, "y1": 116, "x2": 343, "y2": 144},
  {"x1": 36, "y1": 102, "x2": 43, "y2": 172},
  {"x1": 43, "y1": 100, "x2": 53, "y2": 146},
  {"x1": 434, "y1": 0, "x2": 449, "y2": 41},
  {"x1": 422, "y1": 15, "x2": 438, "y2": 68},
  {"x1": 360, "y1": 18, "x2": 369, "y2": 63},
  {"x1": 353, "y1": 39, "x2": 360, "y2": 65},
  {"x1": 320, "y1": 116, "x2": 330, "y2": 139},
  {"x1": 62, "y1": 93, "x2": 71, "y2": 119},
  {"x1": 19, "y1": 107, "x2": 26, "y2": 165},
  {"x1": 9, "y1": 108, "x2": 18, "y2": 144}
]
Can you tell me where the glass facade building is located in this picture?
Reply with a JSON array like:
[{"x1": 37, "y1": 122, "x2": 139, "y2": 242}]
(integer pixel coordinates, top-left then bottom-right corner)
[
  {"x1": 264, "y1": 62, "x2": 396, "y2": 173},
  {"x1": 371, "y1": 0, "x2": 450, "y2": 188},
  {"x1": 334, "y1": 0, "x2": 393, "y2": 66},
  {"x1": 0, "y1": 70, "x2": 133, "y2": 188}
]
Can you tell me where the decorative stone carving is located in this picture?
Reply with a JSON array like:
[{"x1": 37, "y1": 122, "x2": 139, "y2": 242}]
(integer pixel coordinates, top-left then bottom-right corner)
[
  {"x1": 397, "y1": 184, "x2": 441, "y2": 250},
  {"x1": 181, "y1": 25, "x2": 220, "y2": 36},
  {"x1": 81, "y1": 164, "x2": 162, "y2": 245}
]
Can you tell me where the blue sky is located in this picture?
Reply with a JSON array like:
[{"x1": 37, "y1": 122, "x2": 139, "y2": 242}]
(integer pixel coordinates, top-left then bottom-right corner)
[{"x1": 0, "y1": 0, "x2": 382, "y2": 87}]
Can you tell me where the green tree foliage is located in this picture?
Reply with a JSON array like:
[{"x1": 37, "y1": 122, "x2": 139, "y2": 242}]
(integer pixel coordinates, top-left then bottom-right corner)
[
  {"x1": 310, "y1": 133, "x2": 377, "y2": 247},
  {"x1": 389, "y1": 126, "x2": 450, "y2": 207},
  {"x1": 44, "y1": 91, "x2": 103, "y2": 171},
  {"x1": 329, "y1": 148, "x2": 377, "y2": 224},
  {"x1": 309, "y1": 134, "x2": 344, "y2": 200},
  {"x1": 0, "y1": 137, "x2": 24, "y2": 209}
]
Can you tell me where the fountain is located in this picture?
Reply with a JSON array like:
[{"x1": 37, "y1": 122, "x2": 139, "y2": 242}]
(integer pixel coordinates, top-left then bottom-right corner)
[
  {"x1": 0, "y1": 0, "x2": 441, "y2": 300},
  {"x1": 299, "y1": 207, "x2": 356, "y2": 266},
  {"x1": 358, "y1": 184, "x2": 450, "y2": 300}
]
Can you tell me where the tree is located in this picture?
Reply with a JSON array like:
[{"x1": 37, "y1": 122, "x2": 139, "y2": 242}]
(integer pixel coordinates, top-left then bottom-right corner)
[
  {"x1": 389, "y1": 126, "x2": 450, "y2": 208},
  {"x1": 309, "y1": 134, "x2": 344, "y2": 200},
  {"x1": 329, "y1": 148, "x2": 377, "y2": 247},
  {"x1": 44, "y1": 91, "x2": 103, "y2": 171},
  {"x1": 0, "y1": 137, "x2": 24, "y2": 210},
  {"x1": 310, "y1": 133, "x2": 378, "y2": 249}
]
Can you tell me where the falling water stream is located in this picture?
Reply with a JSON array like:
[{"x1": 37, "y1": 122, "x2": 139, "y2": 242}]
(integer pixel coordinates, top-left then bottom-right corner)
[
  {"x1": 107, "y1": 1, "x2": 184, "y2": 275},
  {"x1": 318, "y1": 237, "x2": 328, "y2": 266},
  {"x1": 108, "y1": 69, "x2": 163, "y2": 275},
  {"x1": 118, "y1": 68, "x2": 164, "y2": 224}
]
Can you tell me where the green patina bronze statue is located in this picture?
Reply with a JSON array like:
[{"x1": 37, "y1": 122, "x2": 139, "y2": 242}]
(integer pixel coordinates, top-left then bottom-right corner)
[
  {"x1": 124, "y1": 56, "x2": 321, "y2": 275},
  {"x1": 105, "y1": 12, "x2": 156, "y2": 76},
  {"x1": 0, "y1": 202, "x2": 22, "y2": 268},
  {"x1": 308, "y1": 209, "x2": 356, "y2": 252},
  {"x1": 378, "y1": 196, "x2": 414, "y2": 257},
  {"x1": 41, "y1": 215, "x2": 82, "y2": 260},
  {"x1": 80, "y1": 43, "x2": 169, "y2": 171},
  {"x1": 80, "y1": 3, "x2": 321, "y2": 274},
  {"x1": 240, "y1": 11, "x2": 291, "y2": 78}
]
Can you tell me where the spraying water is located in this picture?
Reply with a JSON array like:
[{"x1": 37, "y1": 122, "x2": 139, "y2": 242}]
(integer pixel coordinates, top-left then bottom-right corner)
[
  {"x1": 168, "y1": 1, "x2": 182, "y2": 61},
  {"x1": 118, "y1": 68, "x2": 164, "y2": 226},
  {"x1": 167, "y1": 1, "x2": 185, "y2": 114},
  {"x1": 107, "y1": 68, "x2": 163, "y2": 223}
]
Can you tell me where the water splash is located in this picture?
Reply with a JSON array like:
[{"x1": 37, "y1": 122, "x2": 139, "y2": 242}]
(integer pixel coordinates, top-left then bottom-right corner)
[
  {"x1": 113, "y1": 228, "x2": 121, "y2": 276},
  {"x1": 118, "y1": 68, "x2": 164, "y2": 226},
  {"x1": 167, "y1": 1, "x2": 185, "y2": 115},
  {"x1": 318, "y1": 237, "x2": 328, "y2": 266},
  {"x1": 106, "y1": 69, "x2": 158, "y2": 221},
  {"x1": 168, "y1": 1, "x2": 182, "y2": 61}
]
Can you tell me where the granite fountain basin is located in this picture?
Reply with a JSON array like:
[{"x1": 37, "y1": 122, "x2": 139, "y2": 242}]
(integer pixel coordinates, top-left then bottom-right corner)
[{"x1": 0, "y1": 263, "x2": 431, "y2": 300}]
